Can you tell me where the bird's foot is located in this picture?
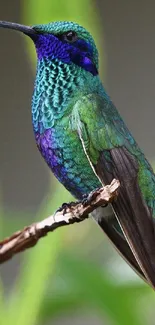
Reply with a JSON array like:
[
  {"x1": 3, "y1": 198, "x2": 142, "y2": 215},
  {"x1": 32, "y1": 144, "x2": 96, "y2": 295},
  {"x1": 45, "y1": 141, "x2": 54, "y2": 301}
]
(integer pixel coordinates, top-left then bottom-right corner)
[
  {"x1": 57, "y1": 201, "x2": 77, "y2": 215},
  {"x1": 82, "y1": 188, "x2": 108, "y2": 208}
]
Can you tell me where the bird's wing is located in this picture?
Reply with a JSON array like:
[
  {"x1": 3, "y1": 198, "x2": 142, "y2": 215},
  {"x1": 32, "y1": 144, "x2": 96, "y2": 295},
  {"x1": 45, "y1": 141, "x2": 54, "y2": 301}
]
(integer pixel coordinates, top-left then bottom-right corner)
[{"x1": 71, "y1": 93, "x2": 155, "y2": 288}]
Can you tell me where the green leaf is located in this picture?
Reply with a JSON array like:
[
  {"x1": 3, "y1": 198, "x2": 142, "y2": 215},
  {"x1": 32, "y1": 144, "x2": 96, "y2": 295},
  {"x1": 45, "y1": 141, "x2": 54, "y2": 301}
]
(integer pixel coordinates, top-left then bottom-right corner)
[
  {"x1": 39, "y1": 292, "x2": 86, "y2": 323},
  {"x1": 57, "y1": 253, "x2": 146, "y2": 325},
  {"x1": 0, "y1": 278, "x2": 5, "y2": 324},
  {"x1": 5, "y1": 183, "x2": 71, "y2": 325}
]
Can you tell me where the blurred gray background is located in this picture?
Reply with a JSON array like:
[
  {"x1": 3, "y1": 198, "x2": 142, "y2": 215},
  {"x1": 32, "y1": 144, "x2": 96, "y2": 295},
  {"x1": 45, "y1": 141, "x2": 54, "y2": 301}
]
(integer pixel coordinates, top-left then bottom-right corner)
[{"x1": 0, "y1": 0, "x2": 155, "y2": 213}]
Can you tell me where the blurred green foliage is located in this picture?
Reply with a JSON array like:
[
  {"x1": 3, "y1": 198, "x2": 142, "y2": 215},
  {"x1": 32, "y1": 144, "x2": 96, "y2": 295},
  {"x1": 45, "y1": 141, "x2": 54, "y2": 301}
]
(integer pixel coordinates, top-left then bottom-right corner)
[{"x1": 0, "y1": 1, "x2": 154, "y2": 325}]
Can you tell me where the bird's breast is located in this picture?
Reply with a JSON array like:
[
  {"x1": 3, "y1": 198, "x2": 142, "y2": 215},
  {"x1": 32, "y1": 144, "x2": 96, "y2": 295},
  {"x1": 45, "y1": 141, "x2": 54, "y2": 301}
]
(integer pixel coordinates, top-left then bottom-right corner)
[{"x1": 34, "y1": 124, "x2": 100, "y2": 199}]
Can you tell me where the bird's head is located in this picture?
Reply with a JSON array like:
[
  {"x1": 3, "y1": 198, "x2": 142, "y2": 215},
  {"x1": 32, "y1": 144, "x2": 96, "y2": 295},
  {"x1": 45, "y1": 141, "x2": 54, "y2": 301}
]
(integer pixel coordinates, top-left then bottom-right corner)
[{"x1": 0, "y1": 20, "x2": 99, "y2": 76}]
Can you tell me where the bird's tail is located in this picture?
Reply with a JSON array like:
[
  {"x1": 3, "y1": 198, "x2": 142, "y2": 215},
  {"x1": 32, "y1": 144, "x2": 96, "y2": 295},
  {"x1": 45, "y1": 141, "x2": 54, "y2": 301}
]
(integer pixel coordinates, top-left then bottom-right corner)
[{"x1": 95, "y1": 147, "x2": 155, "y2": 289}]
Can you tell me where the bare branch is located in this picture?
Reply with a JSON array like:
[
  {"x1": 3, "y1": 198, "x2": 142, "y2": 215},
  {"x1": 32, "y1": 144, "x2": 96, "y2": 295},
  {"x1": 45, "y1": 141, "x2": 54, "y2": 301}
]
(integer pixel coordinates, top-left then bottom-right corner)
[{"x1": 0, "y1": 179, "x2": 120, "y2": 264}]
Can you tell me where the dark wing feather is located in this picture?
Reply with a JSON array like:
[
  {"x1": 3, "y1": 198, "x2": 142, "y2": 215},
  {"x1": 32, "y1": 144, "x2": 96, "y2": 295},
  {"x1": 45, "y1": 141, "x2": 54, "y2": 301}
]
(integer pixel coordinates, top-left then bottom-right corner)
[
  {"x1": 75, "y1": 94, "x2": 155, "y2": 289},
  {"x1": 92, "y1": 206, "x2": 147, "y2": 283},
  {"x1": 95, "y1": 147, "x2": 155, "y2": 288}
]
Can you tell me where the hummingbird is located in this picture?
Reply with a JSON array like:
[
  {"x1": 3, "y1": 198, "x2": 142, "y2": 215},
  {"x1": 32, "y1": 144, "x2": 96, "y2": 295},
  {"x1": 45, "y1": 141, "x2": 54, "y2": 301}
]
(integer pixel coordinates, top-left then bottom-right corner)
[{"x1": 0, "y1": 20, "x2": 155, "y2": 288}]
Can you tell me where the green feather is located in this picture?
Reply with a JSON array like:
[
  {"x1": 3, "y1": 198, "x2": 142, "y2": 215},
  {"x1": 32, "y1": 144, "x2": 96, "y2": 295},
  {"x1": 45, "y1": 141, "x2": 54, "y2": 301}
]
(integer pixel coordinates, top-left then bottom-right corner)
[{"x1": 71, "y1": 93, "x2": 155, "y2": 216}]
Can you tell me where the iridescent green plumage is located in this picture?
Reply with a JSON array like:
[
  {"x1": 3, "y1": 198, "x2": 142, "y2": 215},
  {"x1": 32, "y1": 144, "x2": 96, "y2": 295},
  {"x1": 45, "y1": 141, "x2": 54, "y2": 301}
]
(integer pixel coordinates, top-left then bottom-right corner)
[
  {"x1": 0, "y1": 20, "x2": 155, "y2": 289},
  {"x1": 71, "y1": 92, "x2": 155, "y2": 286},
  {"x1": 72, "y1": 93, "x2": 155, "y2": 213}
]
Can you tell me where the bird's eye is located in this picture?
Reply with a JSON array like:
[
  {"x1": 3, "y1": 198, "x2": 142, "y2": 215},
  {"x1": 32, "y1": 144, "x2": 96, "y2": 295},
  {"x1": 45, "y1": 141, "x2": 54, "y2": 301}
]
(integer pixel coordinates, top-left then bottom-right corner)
[{"x1": 61, "y1": 31, "x2": 78, "y2": 43}]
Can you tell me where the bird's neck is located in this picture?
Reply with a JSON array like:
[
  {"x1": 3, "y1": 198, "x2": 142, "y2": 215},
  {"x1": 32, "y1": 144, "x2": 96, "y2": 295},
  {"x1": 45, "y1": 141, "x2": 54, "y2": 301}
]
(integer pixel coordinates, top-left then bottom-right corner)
[{"x1": 32, "y1": 58, "x2": 102, "y2": 133}]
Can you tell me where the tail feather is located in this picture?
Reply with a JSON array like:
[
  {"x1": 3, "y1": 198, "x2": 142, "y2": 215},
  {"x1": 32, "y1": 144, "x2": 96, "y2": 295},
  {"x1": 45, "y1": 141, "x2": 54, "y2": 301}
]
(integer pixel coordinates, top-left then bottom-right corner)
[
  {"x1": 92, "y1": 206, "x2": 147, "y2": 283},
  {"x1": 95, "y1": 147, "x2": 155, "y2": 289}
]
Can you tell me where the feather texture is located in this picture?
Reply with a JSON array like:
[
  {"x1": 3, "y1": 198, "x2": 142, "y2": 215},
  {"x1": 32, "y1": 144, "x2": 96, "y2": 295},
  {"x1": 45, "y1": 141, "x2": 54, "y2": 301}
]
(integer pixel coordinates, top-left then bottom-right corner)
[
  {"x1": 1, "y1": 20, "x2": 154, "y2": 288},
  {"x1": 75, "y1": 93, "x2": 155, "y2": 288}
]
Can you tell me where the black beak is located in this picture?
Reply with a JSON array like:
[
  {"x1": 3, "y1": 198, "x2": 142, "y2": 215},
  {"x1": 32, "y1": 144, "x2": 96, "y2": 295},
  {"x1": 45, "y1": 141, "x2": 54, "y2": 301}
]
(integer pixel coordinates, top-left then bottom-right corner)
[{"x1": 0, "y1": 21, "x2": 36, "y2": 37}]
